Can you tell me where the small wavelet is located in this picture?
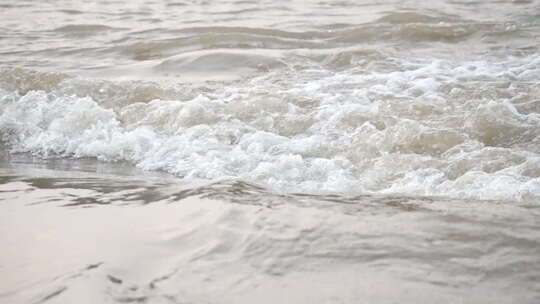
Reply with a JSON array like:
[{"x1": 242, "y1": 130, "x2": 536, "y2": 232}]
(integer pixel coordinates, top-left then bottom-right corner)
[
  {"x1": 53, "y1": 24, "x2": 125, "y2": 36},
  {"x1": 154, "y1": 50, "x2": 286, "y2": 81}
]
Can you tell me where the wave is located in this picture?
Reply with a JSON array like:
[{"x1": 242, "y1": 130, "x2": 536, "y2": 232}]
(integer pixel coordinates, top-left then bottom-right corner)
[{"x1": 1, "y1": 53, "x2": 540, "y2": 201}]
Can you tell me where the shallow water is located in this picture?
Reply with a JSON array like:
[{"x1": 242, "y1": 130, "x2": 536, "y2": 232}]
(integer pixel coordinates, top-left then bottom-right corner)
[
  {"x1": 1, "y1": 165, "x2": 539, "y2": 304},
  {"x1": 1, "y1": 0, "x2": 540, "y2": 303}
]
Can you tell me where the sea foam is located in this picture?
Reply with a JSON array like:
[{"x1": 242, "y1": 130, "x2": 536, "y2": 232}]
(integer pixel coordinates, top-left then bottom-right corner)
[{"x1": 1, "y1": 54, "x2": 539, "y2": 201}]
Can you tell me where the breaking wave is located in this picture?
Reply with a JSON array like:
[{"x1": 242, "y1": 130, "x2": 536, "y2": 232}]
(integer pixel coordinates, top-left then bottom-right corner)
[{"x1": 1, "y1": 53, "x2": 540, "y2": 201}]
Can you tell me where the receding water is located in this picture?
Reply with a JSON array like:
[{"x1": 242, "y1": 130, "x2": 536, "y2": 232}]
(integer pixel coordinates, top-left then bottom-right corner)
[{"x1": 1, "y1": 0, "x2": 540, "y2": 303}]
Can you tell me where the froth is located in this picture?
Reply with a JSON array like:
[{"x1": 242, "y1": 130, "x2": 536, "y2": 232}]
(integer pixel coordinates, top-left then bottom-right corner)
[{"x1": 1, "y1": 53, "x2": 540, "y2": 201}]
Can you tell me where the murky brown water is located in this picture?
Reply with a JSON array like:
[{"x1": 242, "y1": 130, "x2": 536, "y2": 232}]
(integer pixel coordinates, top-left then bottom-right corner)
[
  {"x1": 1, "y1": 0, "x2": 540, "y2": 303},
  {"x1": 1, "y1": 165, "x2": 539, "y2": 304}
]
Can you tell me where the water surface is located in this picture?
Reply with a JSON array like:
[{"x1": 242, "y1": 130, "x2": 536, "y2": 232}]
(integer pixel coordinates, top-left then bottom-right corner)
[{"x1": 1, "y1": 0, "x2": 540, "y2": 303}]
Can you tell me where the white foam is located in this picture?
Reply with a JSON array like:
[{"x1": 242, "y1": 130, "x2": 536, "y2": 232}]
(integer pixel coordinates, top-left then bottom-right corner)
[{"x1": 1, "y1": 54, "x2": 540, "y2": 201}]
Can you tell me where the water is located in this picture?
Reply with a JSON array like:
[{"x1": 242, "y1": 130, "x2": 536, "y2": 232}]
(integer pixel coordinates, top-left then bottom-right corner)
[{"x1": 1, "y1": 0, "x2": 540, "y2": 303}]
